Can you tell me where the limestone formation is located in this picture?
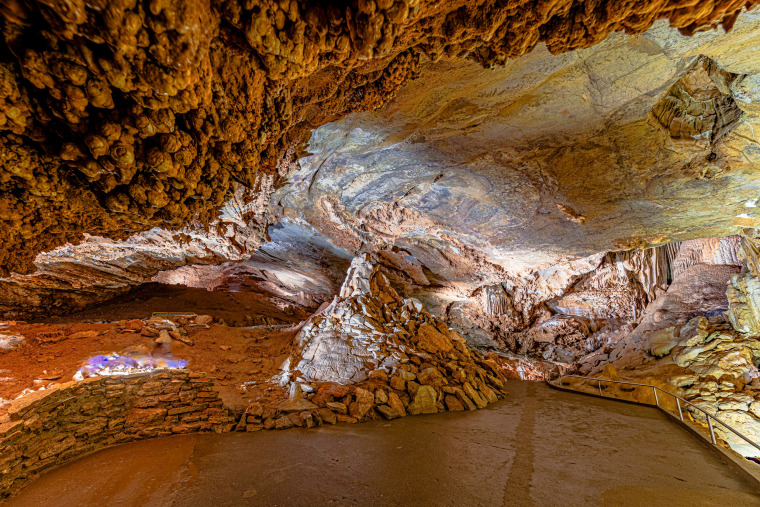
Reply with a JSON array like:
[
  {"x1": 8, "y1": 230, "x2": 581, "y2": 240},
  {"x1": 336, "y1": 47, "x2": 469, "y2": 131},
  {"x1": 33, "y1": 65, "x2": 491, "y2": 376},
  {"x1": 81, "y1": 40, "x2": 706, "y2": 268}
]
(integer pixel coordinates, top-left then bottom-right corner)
[
  {"x1": 4, "y1": 0, "x2": 760, "y2": 487},
  {"x1": 571, "y1": 234, "x2": 760, "y2": 458},
  {"x1": 228, "y1": 254, "x2": 511, "y2": 429},
  {"x1": 0, "y1": 186, "x2": 273, "y2": 317},
  {"x1": 0, "y1": 0, "x2": 756, "y2": 276}
]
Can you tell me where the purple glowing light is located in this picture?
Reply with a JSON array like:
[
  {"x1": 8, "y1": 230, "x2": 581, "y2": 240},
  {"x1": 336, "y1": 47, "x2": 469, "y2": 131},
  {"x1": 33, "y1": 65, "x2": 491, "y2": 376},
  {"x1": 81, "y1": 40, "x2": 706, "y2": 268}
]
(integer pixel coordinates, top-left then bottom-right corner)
[{"x1": 74, "y1": 353, "x2": 187, "y2": 380}]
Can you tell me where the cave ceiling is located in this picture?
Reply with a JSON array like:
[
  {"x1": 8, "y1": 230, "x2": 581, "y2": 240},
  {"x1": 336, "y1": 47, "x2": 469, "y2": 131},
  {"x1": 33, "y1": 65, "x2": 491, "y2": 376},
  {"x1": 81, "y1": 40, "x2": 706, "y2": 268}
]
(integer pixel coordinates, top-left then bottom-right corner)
[
  {"x1": 0, "y1": 0, "x2": 756, "y2": 278},
  {"x1": 277, "y1": 9, "x2": 760, "y2": 288}
]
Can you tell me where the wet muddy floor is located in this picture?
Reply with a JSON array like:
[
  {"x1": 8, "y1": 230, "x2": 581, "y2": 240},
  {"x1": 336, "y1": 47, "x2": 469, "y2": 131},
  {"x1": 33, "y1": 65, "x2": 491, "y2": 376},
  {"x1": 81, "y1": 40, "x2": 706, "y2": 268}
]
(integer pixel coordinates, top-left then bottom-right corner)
[{"x1": 8, "y1": 382, "x2": 760, "y2": 506}]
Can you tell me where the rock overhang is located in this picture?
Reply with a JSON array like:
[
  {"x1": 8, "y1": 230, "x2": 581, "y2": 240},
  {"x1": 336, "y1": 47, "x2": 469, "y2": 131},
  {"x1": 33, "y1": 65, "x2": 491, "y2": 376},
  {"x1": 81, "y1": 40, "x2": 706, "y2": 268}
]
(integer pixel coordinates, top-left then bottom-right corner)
[
  {"x1": 0, "y1": 0, "x2": 757, "y2": 276},
  {"x1": 275, "y1": 11, "x2": 760, "y2": 284}
]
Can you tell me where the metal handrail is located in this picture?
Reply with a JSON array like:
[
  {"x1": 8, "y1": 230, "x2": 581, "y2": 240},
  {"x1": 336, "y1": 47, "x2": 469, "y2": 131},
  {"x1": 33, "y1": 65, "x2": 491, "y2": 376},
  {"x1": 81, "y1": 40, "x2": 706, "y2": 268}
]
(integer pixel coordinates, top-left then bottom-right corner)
[{"x1": 551, "y1": 373, "x2": 760, "y2": 455}]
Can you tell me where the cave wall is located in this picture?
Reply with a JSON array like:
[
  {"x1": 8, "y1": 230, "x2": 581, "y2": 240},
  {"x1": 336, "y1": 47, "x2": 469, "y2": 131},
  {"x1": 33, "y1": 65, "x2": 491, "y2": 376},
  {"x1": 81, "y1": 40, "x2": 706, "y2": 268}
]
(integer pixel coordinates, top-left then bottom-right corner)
[
  {"x1": 1, "y1": 7, "x2": 760, "y2": 320},
  {"x1": 278, "y1": 11, "x2": 760, "y2": 284},
  {"x1": 0, "y1": 0, "x2": 755, "y2": 276}
]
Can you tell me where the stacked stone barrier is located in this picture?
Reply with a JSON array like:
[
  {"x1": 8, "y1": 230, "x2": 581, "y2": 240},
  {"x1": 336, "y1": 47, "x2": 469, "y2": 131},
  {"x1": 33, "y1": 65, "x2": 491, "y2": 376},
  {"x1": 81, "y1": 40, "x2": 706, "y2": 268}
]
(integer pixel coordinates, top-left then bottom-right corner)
[{"x1": 0, "y1": 370, "x2": 235, "y2": 498}]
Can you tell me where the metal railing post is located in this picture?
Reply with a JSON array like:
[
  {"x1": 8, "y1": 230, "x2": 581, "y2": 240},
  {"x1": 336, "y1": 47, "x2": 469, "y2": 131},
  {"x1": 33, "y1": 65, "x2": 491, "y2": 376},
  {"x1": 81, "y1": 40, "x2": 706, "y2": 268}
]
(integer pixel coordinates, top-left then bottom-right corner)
[
  {"x1": 707, "y1": 416, "x2": 716, "y2": 444},
  {"x1": 653, "y1": 386, "x2": 659, "y2": 407},
  {"x1": 598, "y1": 380, "x2": 603, "y2": 396},
  {"x1": 676, "y1": 397, "x2": 683, "y2": 421}
]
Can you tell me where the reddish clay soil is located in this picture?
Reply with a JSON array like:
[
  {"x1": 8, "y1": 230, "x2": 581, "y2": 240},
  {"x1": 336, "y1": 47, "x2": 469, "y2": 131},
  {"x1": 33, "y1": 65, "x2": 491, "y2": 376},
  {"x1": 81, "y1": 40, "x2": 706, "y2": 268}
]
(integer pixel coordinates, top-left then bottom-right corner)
[
  {"x1": 35, "y1": 283, "x2": 310, "y2": 327},
  {"x1": 0, "y1": 320, "x2": 301, "y2": 414}
]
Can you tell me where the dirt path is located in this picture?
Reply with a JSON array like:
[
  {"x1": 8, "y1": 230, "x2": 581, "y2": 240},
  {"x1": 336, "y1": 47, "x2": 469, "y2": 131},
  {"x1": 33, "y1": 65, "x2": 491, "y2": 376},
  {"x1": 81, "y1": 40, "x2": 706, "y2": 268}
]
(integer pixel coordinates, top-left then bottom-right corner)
[{"x1": 8, "y1": 382, "x2": 759, "y2": 506}]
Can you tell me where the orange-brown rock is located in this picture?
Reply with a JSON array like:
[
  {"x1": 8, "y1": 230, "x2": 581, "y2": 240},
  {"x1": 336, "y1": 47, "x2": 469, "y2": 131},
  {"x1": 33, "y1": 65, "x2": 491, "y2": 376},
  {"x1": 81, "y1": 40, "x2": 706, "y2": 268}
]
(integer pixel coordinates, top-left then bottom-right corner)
[{"x1": 0, "y1": 0, "x2": 753, "y2": 276}]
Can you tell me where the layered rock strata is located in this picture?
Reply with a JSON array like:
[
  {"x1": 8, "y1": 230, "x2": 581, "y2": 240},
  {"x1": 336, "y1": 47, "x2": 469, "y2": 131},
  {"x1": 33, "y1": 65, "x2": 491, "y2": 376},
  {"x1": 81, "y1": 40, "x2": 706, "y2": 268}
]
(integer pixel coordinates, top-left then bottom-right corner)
[{"x1": 0, "y1": 0, "x2": 755, "y2": 275}]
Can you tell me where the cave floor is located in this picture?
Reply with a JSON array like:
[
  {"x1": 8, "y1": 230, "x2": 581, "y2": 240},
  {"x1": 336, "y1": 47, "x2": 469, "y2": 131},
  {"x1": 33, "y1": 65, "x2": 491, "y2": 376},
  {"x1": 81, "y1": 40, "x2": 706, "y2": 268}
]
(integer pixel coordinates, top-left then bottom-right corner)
[{"x1": 8, "y1": 382, "x2": 759, "y2": 507}]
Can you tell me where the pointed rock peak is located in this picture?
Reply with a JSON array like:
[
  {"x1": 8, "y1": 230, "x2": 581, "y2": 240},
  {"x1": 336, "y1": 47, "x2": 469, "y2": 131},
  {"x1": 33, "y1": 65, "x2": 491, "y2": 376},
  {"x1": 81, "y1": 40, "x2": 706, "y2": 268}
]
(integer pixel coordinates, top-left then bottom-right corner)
[{"x1": 339, "y1": 254, "x2": 400, "y2": 302}]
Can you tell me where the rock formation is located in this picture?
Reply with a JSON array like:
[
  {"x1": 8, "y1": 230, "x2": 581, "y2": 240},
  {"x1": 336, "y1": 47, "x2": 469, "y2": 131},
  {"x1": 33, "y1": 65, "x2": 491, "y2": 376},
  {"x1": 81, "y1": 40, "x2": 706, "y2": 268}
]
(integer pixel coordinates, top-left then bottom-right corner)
[
  {"x1": 0, "y1": 186, "x2": 270, "y2": 317},
  {"x1": 576, "y1": 234, "x2": 760, "y2": 457},
  {"x1": 0, "y1": 0, "x2": 755, "y2": 276},
  {"x1": 3, "y1": 0, "x2": 760, "y2": 480},
  {"x1": 267, "y1": 254, "x2": 508, "y2": 425}
]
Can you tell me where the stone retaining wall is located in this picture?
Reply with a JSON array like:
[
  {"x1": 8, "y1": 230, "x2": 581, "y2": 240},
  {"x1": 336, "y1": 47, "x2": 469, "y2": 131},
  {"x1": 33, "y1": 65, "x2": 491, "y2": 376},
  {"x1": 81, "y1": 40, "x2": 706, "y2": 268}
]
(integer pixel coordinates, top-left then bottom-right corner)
[{"x1": 0, "y1": 369, "x2": 235, "y2": 498}]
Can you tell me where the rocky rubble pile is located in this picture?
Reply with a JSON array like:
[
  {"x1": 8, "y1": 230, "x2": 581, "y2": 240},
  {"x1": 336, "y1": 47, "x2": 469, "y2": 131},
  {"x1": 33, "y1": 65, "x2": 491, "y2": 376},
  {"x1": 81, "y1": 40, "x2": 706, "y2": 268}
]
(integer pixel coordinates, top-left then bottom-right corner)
[
  {"x1": 236, "y1": 255, "x2": 508, "y2": 431},
  {"x1": 125, "y1": 313, "x2": 213, "y2": 342}
]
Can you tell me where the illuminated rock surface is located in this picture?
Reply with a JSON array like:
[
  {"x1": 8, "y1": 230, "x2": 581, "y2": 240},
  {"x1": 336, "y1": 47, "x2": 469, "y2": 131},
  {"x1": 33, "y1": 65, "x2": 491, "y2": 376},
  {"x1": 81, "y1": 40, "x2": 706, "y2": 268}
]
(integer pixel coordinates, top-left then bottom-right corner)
[
  {"x1": 0, "y1": 0, "x2": 756, "y2": 275},
  {"x1": 3, "y1": 0, "x2": 760, "y2": 497}
]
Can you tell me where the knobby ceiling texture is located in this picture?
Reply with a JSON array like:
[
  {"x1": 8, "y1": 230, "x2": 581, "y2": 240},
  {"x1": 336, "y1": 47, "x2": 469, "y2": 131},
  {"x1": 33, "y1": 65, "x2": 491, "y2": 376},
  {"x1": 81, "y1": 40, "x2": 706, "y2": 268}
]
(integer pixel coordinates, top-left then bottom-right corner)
[{"x1": 0, "y1": 0, "x2": 754, "y2": 276}]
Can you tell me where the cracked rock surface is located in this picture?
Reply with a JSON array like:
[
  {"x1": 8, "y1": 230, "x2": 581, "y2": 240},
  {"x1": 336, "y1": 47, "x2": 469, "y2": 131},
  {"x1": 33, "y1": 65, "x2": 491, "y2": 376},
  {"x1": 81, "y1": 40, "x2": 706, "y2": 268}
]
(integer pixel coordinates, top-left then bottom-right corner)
[{"x1": 0, "y1": 0, "x2": 756, "y2": 275}]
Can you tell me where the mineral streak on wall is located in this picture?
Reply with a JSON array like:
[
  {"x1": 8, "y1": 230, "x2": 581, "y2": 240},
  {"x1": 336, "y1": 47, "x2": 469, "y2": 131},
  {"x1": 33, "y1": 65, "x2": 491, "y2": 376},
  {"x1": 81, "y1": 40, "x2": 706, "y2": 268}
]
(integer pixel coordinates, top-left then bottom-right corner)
[{"x1": 0, "y1": 0, "x2": 754, "y2": 276}]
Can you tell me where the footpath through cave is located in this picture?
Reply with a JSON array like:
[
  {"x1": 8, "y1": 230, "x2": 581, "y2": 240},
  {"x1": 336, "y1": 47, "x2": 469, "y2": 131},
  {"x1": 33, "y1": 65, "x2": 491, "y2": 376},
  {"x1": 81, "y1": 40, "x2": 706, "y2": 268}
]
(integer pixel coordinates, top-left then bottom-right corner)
[{"x1": 8, "y1": 381, "x2": 758, "y2": 507}]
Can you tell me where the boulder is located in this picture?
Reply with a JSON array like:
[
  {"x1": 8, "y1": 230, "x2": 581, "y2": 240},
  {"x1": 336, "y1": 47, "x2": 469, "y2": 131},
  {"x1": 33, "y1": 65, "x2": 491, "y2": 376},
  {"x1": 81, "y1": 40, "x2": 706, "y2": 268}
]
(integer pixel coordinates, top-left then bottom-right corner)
[
  {"x1": 390, "y1": 375, "x2": 406, "y2": 391},
  {"x1": 300, "y1": 411, "x2": 317, "y2": 428},
  {"x1": 349, "y1": 388, "x2": 374, "y2": 419},
  {"x1": 407, "y1": 385, "x2": 438, "y2": 415},
  {"x1": 336, "y1": 414, "x2": 359, "y2": 424},
  {"x1": 326, "y1": 385, "x2": 349, "y2": 397},
  {"x1": 417, "y1": 367, "x2": 447, "y2": 389},
  {"x1": 275, "y1": 415, "x2": 295, "y2": 429},
  {"x1": 141, "y1": 327, "x2": 159, "y2": 338},
  {"x1": 415, "y1": 324, "x2": 453, "y2": 354},
  {"x1": 317, "y1": 408, "x2": 338, "y2": 425},
  {"x1": 276, "y1": 398, "x2": 319, "y2": 413},
  {"x1": 125, "y1": 319, "x2": 145, "y2": 331},
  {"x1": 479, "y1": 384, "x2": 499, "y2": 404},
  {"x1": 326, "y1": 401, "x2": 348, "y2": 414},
  {"x1": 246, "y1": 403, "x2": 264, "y2": 418},
  {"x1": 195, "y1": 315, "x2": 213, "y2": 326},
  {"x1": 444, "y1": 395, "x2": 465, "y2": 411},
  {"x1": 376, "y1": 405, "x2": 401, "y2": 420},
  {"x1": 387, "y1": 392, "x2": 407, "y2": 417},
  {"x1": 407, "y1": 380, "x2": 420, "y2": 397},
  {"x1": 463, "y1": 382, "x2": 487, "y2": 409}
]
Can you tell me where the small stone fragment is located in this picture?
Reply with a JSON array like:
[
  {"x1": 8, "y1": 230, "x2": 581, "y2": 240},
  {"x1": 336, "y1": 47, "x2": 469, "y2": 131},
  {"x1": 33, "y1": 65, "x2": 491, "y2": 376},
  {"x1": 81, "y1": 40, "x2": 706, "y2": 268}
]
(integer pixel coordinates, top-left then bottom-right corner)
[
  {"x1": 376, "y1": 405, "x2": 400, "y2": 420},
  {"x1": 317, "y1": 408, "x2": 338, "y2": 425},
  {"x1": 326, "y1": 401, "x2": 348, "y2": 414},
  {"x1": 387, "y1": 392, "x2": 407, "y2": 417},
  {"x1": 444, "y1": 395, "x2": 465, "y2": 411}
]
